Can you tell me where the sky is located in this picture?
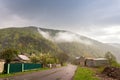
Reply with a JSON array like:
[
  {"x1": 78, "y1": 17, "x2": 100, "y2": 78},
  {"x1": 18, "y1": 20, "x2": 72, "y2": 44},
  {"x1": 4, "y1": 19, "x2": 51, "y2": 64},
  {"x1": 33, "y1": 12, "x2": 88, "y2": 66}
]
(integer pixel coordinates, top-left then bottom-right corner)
[{"x1": 0, "y1": 0, "x2": 120, "y2": 43}]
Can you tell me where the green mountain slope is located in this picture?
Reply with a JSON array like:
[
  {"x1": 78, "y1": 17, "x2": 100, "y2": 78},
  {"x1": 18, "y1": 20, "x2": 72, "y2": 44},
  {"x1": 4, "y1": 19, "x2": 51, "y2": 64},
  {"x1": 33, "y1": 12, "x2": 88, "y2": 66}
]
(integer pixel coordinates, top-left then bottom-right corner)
[
  {"x1": 0, "y1": 27, "x2": 120, "y2": 62},
  {"x1": 38, "y1": 28, "x2": 106, "y2": 57},
  {"x1": 0, "y1": 27, "x2": 61, "y2": 55},
  {"x1": 38, "y1": 27, "x2": 120, "y2": 62}
]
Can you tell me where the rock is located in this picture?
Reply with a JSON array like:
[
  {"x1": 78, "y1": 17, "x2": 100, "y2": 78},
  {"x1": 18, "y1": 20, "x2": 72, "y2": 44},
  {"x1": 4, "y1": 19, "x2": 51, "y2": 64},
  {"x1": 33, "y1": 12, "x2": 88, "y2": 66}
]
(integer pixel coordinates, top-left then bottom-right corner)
[{"x1": 102, "y1": 67, "x2": 120, "y2": 80}]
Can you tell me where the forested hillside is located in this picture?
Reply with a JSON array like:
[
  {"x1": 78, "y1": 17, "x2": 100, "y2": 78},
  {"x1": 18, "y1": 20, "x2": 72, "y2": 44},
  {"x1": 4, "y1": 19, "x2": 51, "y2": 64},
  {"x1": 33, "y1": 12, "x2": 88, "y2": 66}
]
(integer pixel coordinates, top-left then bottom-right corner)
[
  {"x1": 0, "y1": 27, "x2": 120, "y2": 62},
  {"x1": 38, "y1": 27, "x2": 120, "y2": 62},
  {"x1": 0, "y1": 27, "x2": 61, "y2": 55}
]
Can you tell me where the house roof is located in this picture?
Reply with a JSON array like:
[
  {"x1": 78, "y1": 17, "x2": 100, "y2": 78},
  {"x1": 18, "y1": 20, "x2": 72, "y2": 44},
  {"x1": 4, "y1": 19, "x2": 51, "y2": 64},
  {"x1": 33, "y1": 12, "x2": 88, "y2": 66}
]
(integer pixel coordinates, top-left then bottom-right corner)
[
  {"x1": 93, "y1": 58, "x2": 107, "y2": 60},
  {"x1": 86, "y1": 58, "x2": 107, "y2": 60},
  {"x1": 18, "y1": 55, "x2": 30, "y2": 61}
]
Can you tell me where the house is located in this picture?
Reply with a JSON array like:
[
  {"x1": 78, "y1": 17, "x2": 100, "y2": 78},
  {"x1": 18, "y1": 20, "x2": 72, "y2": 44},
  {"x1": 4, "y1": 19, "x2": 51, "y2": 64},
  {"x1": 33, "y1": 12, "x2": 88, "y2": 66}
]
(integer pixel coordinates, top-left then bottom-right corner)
[
  {"x1": 85, "y1": 58, "x2": 108, "y2": 67},
  {"x1": 78, "y1": 56, "x2": 108, "y2": 67},
  {"x1": 0, "y1": 59, "x2": 5, "y2": 73},
  {"x1": 14, "y1": 55, "x2": 30, "y2": 63},
  {"x1": 85, "y1": 58, "x2": 94, "y2": 67},
  {"x1": 79, "y1": 56, "x2": 86, "y2": 66}
]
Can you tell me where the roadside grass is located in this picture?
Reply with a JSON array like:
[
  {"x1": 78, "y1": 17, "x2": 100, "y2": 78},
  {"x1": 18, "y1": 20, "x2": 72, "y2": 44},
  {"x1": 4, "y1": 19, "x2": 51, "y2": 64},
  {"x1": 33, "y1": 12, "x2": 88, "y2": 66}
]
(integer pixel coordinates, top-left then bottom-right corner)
[
  {"x1": 0, "y1": 68, "x2": 49, "y2": 78},
  {"x1": 74, "y1": 66, "x2": 99, "y2": 80},
  {"x1": 111, "y1": 62, "x2": 120, "y2": 67}
]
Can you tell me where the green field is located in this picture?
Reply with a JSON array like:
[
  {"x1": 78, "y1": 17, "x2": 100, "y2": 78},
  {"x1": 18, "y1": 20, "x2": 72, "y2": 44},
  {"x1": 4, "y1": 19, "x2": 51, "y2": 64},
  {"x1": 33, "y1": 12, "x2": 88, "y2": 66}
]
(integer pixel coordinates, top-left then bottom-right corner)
[{"x1": 74, "y1": 66, "x2": 99, "y2": 80}]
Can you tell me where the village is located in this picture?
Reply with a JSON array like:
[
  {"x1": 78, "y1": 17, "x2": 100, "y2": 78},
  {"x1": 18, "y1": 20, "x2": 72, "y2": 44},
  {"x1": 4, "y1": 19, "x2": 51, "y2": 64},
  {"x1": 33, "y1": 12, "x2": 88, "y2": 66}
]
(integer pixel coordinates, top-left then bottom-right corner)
[
  {"x1": 0, "y1": 48, "x2": 120, "y2": 80},
  {"x1": 0, "y1": 49, "x2": 63, "y2": 74},
  {"x1": 0, "y1": 48, "x2": 108, "y2": 74},
  {"x1": 1, "y1": 0, "x2": 120, "y2": 80}
]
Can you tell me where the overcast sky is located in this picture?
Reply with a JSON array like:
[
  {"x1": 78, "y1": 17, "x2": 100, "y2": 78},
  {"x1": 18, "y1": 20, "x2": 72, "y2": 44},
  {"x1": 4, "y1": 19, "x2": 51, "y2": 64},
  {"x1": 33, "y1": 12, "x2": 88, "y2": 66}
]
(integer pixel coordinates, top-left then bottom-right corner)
[{"x1": 0, "y1": 0, "x2": 120, "y2": 43}]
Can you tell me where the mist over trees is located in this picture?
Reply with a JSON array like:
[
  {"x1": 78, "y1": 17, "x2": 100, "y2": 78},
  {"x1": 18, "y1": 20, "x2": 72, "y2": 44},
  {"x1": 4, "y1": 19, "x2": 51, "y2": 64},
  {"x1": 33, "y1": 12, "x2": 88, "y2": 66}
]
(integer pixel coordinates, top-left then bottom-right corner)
[{"x1": 0, "y1": 27, "x2": 120, "y2": 63}]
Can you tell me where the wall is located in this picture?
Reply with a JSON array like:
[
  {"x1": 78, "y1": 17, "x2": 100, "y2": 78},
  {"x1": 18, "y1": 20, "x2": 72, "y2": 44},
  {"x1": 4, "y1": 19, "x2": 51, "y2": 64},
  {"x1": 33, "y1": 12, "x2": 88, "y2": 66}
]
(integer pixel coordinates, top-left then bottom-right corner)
[
  {"x1": 79, "y1": 56, "x2": 86, "y2": 66},
  {"x1": 0, "y1": 61, "x2": 5, "y2": 73},
  {"x1": 85, "y1": 59, "x2": 108, "y2": 67},
  {"x1": 93, "y1": 60, "x2": 108, "y2": 67},
  {"x1": 85, "y1": 59, "x2": 94, "y2": 67}
]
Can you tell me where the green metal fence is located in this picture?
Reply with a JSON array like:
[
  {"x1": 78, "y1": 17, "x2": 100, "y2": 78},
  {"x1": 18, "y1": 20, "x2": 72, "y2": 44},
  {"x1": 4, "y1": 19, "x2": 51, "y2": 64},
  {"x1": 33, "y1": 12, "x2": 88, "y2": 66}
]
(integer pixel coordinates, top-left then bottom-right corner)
[
  {"x1": 9, "y1": 63, "x2": 22, "y2": 73},
  {"x1": 4, "y1": 63, "x2": 42, "y2": 74},
  {"x1": 24, "y1": 63, "x2": 42, "y2": 71}
]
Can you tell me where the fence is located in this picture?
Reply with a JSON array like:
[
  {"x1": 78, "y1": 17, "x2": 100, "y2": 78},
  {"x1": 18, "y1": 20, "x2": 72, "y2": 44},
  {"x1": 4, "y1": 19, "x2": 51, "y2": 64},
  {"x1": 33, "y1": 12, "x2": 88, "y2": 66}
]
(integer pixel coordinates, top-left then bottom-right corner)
[{"x1": 4, "y1": 63, "x2": 42, "y2": 74}]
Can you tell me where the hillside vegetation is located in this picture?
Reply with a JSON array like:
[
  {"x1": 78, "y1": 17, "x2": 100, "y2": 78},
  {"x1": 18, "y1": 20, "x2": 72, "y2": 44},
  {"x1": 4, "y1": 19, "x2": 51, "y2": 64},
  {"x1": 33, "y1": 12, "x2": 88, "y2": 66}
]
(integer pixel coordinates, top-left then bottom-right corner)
[
  {"x1": 0, "y1": 27, "x2": 120, "y2": 62},
  {"x1": 39, "y1": 27, "x2": 120, "y2": 62},
  {"x1": 0, "y1": 27, "x2": 61, "y2": 55}
]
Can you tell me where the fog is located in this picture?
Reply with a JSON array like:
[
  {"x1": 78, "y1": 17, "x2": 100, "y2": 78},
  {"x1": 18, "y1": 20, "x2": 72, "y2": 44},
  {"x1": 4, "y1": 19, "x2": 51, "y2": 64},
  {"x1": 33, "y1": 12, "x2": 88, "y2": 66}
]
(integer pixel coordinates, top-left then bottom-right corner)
[{"x1": 37, "y1": 28, "x2": 92, "y2": 45}]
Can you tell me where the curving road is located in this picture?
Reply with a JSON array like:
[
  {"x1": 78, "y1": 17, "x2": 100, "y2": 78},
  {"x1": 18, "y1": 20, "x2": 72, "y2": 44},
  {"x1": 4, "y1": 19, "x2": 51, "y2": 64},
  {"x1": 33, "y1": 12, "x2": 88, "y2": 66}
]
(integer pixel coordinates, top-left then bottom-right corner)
[{"x1": 1, "y1": 64, "x2": 77, "y2": 80}]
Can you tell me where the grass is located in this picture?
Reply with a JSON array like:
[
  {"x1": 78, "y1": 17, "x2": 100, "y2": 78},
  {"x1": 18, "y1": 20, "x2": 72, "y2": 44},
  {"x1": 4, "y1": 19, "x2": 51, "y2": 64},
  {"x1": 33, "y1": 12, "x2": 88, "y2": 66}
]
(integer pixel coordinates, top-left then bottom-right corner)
[
  {"x1": 74, "y1": 66, "x2": 99, "y2": 80},
  {"x1": 0, "y1": 68, "x2": 49, "y2": 78},
  {"x1": 111, "y1": 62, "x2": 120, "y2": 67}
]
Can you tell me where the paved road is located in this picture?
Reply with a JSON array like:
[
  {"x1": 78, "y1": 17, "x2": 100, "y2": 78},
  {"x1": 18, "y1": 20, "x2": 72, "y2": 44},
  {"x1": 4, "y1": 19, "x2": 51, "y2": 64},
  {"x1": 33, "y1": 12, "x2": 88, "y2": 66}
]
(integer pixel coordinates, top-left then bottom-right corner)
[{"x1": 0, "y1": 64, "x2": 77, "y2": 80}]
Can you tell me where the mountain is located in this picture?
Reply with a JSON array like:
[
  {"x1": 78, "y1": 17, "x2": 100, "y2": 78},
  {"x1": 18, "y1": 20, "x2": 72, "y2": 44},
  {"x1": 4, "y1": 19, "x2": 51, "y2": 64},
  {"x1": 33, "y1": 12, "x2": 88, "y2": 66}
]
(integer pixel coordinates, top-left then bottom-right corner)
[
  {"x1": 0, "y1": 27, "x2": 61, "y2": 55},
  {"x1": 107, "y1": 43, "x2": 120, "y2": 49},
  {"x1": 0, "y1": 26, "x2": 120, "y2": 62},
  {"x1": 38, "y1": 27, "x2": 120, "y2": 62}
]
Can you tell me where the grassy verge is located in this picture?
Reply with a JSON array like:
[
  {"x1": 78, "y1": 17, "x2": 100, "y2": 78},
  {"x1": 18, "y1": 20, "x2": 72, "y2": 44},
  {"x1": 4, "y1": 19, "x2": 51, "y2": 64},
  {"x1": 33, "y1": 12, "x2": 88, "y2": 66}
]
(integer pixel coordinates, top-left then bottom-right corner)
[
  {"x1": 111, "y1": 62, "x2": 120, "y2": 67},
  {"x1": 0, "y1": 68, "x2": 49, "y2": 78},
  {"x1": 74, "y1": 66, "x2": 99, "y2": 80}
]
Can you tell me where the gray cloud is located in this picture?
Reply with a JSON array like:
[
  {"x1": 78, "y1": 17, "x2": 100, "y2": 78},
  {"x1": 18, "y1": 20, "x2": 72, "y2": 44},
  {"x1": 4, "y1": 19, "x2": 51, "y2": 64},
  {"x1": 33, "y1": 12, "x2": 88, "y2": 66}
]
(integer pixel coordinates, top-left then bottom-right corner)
[{"x1": 0, "y1": 0, "x2": 120, "y2": 43}]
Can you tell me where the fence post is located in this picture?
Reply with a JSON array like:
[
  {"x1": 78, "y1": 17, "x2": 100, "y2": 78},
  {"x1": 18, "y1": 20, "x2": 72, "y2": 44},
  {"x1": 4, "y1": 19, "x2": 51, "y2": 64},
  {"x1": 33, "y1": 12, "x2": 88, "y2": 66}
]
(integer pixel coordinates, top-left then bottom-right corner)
[
  {"x1": 7, "y1": 64, "x2": 10, "y2": 74},
  {"x1": 22, "y1": 63, "x2": 24, "y2": 72}
]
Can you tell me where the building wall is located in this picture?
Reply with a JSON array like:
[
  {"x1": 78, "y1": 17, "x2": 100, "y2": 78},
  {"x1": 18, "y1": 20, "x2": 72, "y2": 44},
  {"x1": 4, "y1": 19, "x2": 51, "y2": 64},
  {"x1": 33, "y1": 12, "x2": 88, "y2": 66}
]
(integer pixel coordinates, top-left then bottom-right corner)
[
  {"x1": 85, "y1": 59, "x2": 94, "y2": 67},
  {"x1": 79, "y1": 56, "x2": 86, "y2": 66},
  {"x1": 0, "y1": 61, "x2": 5, "y2": 73},
  {"x1": 85, "y1": 59, "x2": 108, "y2": 67},
  {"x1": 80, "y1": 62, "x2": 85, "y2": 66},
  {"x1": 93, "y1": 60, "x2": 108, "y2": 67}
]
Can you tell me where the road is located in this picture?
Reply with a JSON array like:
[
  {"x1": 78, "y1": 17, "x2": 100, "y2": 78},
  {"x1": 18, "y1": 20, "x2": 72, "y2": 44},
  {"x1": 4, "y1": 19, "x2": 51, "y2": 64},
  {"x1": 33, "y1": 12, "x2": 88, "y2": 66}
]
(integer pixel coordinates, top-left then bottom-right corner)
[{"x1": 1, "y1": 64, "x2": 77, "y2": 80}]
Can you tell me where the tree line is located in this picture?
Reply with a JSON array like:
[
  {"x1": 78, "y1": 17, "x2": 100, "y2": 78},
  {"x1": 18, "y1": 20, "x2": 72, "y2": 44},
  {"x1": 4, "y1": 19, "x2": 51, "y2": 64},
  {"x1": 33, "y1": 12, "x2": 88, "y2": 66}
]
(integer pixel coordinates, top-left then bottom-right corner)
[{"x1": 0, "y1": 48, "x2": 69, "y2": 66}]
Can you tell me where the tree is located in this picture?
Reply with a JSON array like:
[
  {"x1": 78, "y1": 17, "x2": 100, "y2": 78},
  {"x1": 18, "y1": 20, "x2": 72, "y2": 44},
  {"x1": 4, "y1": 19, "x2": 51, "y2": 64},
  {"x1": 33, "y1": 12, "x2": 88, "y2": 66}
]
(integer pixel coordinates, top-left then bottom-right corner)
[
  {"x1": 30, "y1": 56, "x2": 39, "y2": 63},
  {"x1": 57, "y1": 52, "x2": 69, "y2": 66},
  {"x1": 30, "y1": 53, "x2": 58, "y2": 67},
  {"x1": 105, "y1": 51, "x2": 117, "y2": 65},
  {"x1": 0, "y1": 48, "x2": 18, "y2": 63}
]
